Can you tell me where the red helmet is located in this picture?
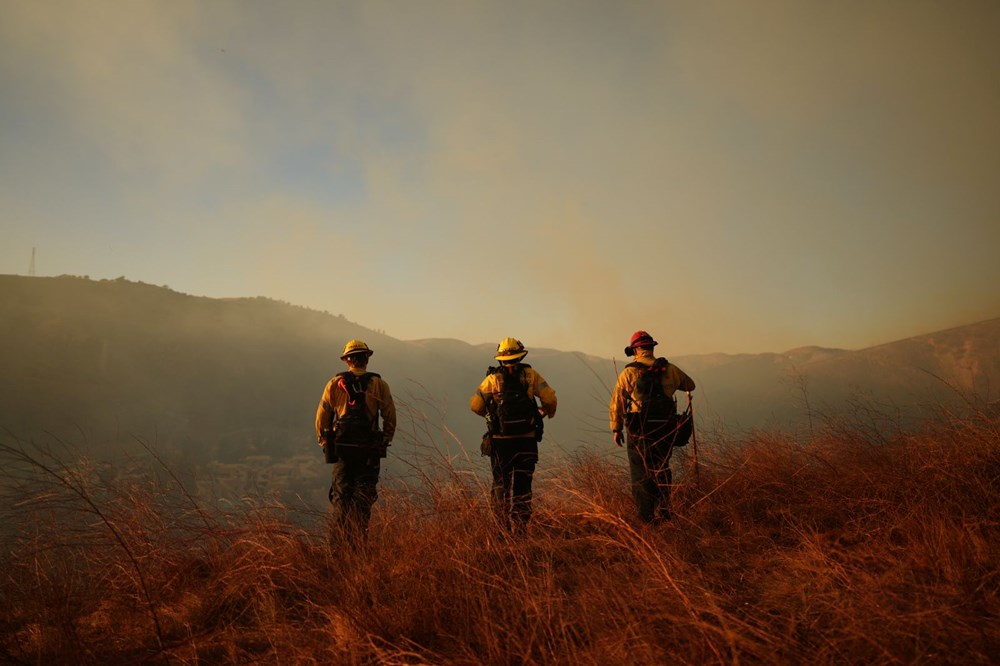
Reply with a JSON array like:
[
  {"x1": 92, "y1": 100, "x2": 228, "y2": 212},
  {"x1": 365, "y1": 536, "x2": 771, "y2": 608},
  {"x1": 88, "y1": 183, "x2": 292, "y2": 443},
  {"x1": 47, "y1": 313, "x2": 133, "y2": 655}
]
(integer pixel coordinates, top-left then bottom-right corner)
[{"x1": 624, "y1": 330, "x2": 657, "y2": 357}]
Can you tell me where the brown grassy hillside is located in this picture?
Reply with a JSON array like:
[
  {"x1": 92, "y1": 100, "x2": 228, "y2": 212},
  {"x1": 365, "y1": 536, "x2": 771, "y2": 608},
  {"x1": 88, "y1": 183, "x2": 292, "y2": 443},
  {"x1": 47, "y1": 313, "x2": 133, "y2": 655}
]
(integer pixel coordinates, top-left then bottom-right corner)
[{"x1": 2, "y1": 397, "x2": 998, "y2": 664}]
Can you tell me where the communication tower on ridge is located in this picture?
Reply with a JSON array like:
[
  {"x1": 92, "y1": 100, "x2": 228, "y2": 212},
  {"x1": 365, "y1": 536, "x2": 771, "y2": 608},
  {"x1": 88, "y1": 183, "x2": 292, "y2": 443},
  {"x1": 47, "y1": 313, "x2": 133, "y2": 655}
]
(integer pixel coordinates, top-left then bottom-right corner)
[{"x1": 29, "y1": 247, "x2": 36, "y2": 276}]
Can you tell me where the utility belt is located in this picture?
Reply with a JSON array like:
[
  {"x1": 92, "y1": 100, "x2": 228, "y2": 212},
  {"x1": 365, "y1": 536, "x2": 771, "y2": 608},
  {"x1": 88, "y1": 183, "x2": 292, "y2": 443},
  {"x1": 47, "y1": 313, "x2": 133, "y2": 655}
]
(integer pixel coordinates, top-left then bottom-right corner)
[
  {"x1": 479, "y1": 432, "x2": 539, "y2": 462},
  {"x1": 321, "y1": 427, "x2": 386, "y2": 463},
  {"x1": 486, "y1": 413, "x2": 544, "y2": 442},
  {"x1": 625, "y1": 411, "x2": 692, "y2": 448},
  {"x1": 481, "y1": 412, "x2": 544, "y2": 458}
]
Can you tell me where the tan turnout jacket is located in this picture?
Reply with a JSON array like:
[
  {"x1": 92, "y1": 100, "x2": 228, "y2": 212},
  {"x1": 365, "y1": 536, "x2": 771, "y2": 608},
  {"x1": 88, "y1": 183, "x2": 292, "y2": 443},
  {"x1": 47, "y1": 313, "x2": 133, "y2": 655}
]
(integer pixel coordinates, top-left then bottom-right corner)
[
  {"x1": 315, "y1": 369, "x2": 396, "y2": 443},
  {"x1": 609, "y1": 354, "x2": 695, "y2": 433},
  {"x1": 470, "y1": 364, "x2": 557, "y2": 439}
]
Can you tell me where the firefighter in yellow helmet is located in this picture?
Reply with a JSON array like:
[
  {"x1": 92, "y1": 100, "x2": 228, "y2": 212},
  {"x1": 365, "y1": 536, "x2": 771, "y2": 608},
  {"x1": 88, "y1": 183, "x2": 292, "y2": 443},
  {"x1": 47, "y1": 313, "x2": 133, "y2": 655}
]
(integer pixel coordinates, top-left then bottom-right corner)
[
  {"x1": 609, "y1": 330, "x2": 695, "y2": 524},
  {"x1": 470, "y1": 337, "x2": 557, "y2": 535},
  {"x1": 315, "y1": 339, "x2": 396, "y2": 541}
]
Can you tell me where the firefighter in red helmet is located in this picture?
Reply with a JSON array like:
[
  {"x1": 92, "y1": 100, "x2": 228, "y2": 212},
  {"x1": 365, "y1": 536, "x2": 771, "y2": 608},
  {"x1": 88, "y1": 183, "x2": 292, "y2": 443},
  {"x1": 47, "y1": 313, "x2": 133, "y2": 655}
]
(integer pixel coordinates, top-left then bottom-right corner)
[{"x1": 610, "y1": 330, "x2": 695, "y2": 523}]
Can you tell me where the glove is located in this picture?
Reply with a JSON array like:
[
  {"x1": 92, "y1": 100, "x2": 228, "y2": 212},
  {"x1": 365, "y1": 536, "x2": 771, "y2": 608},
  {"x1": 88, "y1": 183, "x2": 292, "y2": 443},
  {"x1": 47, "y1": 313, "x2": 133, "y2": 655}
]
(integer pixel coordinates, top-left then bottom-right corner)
[
  {"x1": 378, "y1": 434, "x2": 391, "y2": 459},
  {"x1": 613, "y1": 430, "x2": 624, "y2": 447}
]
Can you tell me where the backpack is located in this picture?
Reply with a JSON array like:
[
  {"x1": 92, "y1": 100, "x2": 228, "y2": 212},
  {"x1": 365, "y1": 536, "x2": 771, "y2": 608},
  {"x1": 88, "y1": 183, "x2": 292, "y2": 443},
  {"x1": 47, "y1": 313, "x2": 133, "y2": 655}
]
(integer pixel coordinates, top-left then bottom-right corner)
[
  {"x1": 625, "y1": 358, "x2": 691, "y2": 447},
  {"x1": 486, "y1": 364, "x2": 543, "y2": 440},
  {"x1": 331, "y1": 371, "x2": 381, "y2": 448}
]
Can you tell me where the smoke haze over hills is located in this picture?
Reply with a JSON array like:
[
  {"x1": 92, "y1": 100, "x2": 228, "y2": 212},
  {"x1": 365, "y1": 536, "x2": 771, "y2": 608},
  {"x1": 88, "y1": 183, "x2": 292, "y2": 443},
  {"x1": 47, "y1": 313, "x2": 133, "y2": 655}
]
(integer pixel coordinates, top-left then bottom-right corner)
[
  {"x1": 3, "y1": 274, "x2": 998, "y2": 505},
  {"x1": 3, "y1": 1, "x2": 999, "y2": 359}
]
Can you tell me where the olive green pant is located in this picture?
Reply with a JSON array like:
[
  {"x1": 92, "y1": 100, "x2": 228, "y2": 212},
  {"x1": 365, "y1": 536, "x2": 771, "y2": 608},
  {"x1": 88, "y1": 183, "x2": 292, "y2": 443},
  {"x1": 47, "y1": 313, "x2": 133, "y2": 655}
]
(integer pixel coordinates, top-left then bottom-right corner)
[
  {"x1": 626, "y1": 432, "x2": 673, "y2": 523},
  {"x1": 489, "y1": 437, "x2": 538, "y2": 533},
  {"x1": 329, "y1": 451, "x2": 381, "y2": 539}
]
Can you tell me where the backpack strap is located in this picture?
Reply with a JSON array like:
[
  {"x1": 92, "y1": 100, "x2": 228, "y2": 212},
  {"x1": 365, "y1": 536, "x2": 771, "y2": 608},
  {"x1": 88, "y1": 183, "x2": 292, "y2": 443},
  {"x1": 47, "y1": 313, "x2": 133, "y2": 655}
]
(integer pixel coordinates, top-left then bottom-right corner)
[
  {"x1": 331, "y1": 372, "x2": 381, "y2": 447},
  {"x1": 626, "y1": 357, "x2": 669, "y2": 370},
  {"x1": 336, "y1": 371, "x2": 380, "y2": 383},
  {"x1": 489, "y1": 363, "x2": 530, "y2": 390},
  {"x1": 624, "y1": 358, "x2": 670, "y2": 411},
  {"x1": 335, "y1": 371, "x2": 380, "y2": 402},
  {"x1": 490, "y1": 363, "x2": 530, "y2": 370},
  {"x1": 487, "y1": 363, "x2": 541, "y2": 438}
]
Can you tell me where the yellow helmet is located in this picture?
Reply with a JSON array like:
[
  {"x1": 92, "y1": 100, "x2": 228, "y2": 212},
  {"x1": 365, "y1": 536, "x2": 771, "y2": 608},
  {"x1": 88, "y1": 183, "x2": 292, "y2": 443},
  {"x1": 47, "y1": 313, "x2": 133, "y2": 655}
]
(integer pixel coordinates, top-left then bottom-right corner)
[
  {"x1": 340, "y1": 339, "x2": 374, "y2": 360},
  {"x1": 495, "y1": 337, "x2": 528, "y2": 362}
]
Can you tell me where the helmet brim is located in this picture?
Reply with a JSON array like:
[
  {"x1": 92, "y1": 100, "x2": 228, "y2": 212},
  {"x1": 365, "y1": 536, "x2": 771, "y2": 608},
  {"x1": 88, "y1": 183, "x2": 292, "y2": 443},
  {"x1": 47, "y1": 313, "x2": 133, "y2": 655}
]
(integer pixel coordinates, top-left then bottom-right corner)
[
  {"x1": 340, "y1": 350, "x2": 374, "y2": 361},
  {"x1": 495, "y1": 351, "x2": 528, "y2": 362}
]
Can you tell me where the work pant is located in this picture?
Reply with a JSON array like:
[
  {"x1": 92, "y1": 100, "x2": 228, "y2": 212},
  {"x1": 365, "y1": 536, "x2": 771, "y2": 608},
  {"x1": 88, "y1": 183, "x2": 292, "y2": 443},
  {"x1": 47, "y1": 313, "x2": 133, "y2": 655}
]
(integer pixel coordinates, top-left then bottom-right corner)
[
  {"x1": 489, "y1": 437, "x2": 538, "y2": 533},
  {"x1": 329, "y1": 450, "x2": 381, "y2": 539},
  {"x1": 626, "y1": 431, "x2": 673, "y2": 523}
]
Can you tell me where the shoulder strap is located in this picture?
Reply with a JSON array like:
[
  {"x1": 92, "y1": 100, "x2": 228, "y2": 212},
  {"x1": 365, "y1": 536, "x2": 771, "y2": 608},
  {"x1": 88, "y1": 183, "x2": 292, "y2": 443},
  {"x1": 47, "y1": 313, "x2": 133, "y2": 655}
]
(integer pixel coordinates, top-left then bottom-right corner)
[
  {"x1": 627, "y1": 358, "x2": 670, "y2": 371},
  {"x1": 336, "y1": 371, "x2": 377, "y2": 394},
  {"x1": 338, "y1": 371, "x2": 380, "y2": 379},
  {"x1": 492, "y1": 363, "x2": 532, "y2": 393}
]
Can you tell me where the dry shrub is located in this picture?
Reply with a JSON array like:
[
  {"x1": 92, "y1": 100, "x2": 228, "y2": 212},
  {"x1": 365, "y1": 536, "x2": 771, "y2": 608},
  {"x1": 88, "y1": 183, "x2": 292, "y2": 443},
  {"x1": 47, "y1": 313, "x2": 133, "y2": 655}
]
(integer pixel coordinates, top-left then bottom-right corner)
[{"x1": 1, "y1": 402, "x2": 999, "y2": 664}]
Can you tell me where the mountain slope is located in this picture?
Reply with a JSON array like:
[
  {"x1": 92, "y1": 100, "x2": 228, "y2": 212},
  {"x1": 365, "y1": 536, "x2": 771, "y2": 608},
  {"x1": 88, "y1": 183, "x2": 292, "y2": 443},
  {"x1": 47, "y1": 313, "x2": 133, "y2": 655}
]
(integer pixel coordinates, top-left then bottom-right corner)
[
  {"x1": 0, "y1": 275, "x2": 615, "y2": 466},
  {"x1": 672, "y1": 318, "x2": 1000, "y2": 429},
  {"x1": 3, "y1": 275, "x2": 997, "y2": 473}
]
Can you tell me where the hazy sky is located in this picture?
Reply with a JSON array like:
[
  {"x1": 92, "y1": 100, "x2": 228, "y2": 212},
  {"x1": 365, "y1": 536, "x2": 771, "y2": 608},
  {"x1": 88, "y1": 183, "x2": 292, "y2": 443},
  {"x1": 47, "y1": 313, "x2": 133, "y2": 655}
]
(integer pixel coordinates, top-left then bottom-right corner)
[{"x1": 3, "y1": 1, "x2": 998, "y2": 357}]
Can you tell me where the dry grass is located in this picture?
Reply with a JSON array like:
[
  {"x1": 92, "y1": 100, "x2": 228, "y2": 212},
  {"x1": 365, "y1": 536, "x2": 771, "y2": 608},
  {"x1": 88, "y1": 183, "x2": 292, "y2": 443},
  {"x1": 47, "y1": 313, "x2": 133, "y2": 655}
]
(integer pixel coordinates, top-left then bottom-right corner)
[{"x1": 1, "y1": 402, "x2": 998, "y2": 665}]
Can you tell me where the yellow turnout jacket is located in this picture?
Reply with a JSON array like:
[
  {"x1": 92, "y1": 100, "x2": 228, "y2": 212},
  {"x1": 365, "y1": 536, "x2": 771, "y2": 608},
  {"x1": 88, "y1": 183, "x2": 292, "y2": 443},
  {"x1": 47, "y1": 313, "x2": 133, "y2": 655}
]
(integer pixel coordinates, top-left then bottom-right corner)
[
  {"x1": 315, "y1": 368, "x2": 396, "y2": 443},
  {"x1": 470, "y1": 364, "x2": 557, "y2": 439},
  {"x1": 609, "y1": 354, "x2": 695, "y2": 433}
]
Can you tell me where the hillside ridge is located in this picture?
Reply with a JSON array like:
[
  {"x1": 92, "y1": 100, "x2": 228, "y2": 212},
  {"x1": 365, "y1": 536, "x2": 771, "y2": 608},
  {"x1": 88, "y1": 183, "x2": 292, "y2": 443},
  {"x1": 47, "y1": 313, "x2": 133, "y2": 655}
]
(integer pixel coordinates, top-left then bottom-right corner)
[{"x1": 2, "y1": 273, "x2": 998, "y2": 489}]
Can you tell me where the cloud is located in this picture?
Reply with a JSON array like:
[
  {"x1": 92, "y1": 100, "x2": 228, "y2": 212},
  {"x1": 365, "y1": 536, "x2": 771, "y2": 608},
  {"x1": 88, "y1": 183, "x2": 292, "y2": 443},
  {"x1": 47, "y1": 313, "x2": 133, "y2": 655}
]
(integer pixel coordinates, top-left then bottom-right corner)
[
  {"x1": 1, "y1": 1, "x2": 250, "y2": 187},
  {"x1": 2, "y1": 1, "x2": 998, "y2": 356}
]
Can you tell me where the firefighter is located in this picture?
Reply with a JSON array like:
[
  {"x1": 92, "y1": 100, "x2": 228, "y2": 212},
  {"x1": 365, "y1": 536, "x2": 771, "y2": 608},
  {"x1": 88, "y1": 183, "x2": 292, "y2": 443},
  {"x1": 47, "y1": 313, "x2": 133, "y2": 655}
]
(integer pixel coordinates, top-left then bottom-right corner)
[
  {"x1": 471, "y1": 337, "x2": 557, "y2": 535},
  {"x1": 609, "y1": 330, "x2": 695, "y2": 523},
  {"x1": 316, "y1": 340, "x2": 396, "y2": 541}
]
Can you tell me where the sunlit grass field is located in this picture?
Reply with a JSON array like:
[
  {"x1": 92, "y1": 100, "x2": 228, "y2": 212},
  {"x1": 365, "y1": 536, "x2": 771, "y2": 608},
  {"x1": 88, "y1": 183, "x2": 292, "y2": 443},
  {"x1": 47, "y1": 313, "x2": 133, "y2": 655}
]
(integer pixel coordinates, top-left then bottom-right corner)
[{"x1": 2, "y1": 400, "x2": 998, "y2": 664}]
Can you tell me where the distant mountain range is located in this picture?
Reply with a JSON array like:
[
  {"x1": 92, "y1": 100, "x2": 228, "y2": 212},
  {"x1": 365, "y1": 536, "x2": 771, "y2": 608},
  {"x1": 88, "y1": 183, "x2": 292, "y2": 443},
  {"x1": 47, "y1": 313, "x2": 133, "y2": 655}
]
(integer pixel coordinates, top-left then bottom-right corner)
[{"x1": 3, "y1": 275, "x2": 998, "y2": 476}]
